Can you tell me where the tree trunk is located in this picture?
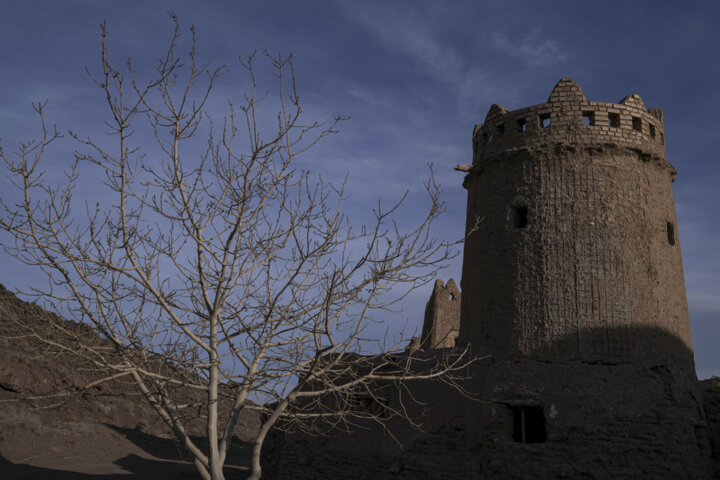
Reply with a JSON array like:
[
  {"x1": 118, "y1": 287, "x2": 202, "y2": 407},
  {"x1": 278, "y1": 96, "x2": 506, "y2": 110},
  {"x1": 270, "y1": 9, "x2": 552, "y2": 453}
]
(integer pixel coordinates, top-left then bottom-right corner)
[{"x1": 208, "y1": 311, "x2": 224, "y2": 479}]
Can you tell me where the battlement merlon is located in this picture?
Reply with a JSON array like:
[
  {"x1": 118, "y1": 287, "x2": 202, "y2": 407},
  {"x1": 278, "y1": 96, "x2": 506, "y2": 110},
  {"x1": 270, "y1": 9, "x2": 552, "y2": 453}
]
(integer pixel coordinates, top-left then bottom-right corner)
[{"x1": 471, "y1": 77, "x2": 669, "y2": 169}]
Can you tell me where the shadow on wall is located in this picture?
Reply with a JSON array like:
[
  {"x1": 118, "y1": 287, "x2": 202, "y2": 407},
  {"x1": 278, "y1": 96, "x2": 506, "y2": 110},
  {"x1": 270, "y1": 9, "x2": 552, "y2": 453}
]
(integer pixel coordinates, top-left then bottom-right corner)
[
  {"x1": 262, "y1": 324, "x2": 717, "y2": 480},
  {"x1": 528, "y1": 323, "x2": 699, "y2": 370}
]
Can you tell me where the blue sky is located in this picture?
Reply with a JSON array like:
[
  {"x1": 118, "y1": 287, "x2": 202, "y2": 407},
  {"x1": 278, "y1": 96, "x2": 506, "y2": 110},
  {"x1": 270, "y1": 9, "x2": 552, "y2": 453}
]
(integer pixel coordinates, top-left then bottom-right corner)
[{"x1": 1, "y1": 1, "x2": 718, "y2": 378}]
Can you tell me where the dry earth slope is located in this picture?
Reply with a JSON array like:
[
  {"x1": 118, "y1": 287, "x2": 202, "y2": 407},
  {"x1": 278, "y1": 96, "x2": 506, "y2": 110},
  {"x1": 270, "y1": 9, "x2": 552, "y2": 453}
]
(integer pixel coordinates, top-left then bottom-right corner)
[{"x1": 0, "y1": 284, "x2": 260, "y2": 479}]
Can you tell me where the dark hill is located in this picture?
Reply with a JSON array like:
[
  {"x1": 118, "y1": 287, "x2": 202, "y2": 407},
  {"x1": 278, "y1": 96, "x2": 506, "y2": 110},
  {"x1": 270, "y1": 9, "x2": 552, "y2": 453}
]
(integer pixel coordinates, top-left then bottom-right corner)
[{"x1": 0, "y1": 284, "x2": 260, "y2": 478}]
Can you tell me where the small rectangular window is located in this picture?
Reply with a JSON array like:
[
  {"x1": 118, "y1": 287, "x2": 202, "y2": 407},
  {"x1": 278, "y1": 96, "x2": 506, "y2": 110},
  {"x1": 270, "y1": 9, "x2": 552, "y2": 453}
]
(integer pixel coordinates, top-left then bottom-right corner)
[
  {"x1": 649, "y1": 124, "x2": 656, "y2": 138},
  {"x1": 582, "y1": 111, "x2": 595, "y2": 126},
  {"x1": 517, "y1": 118, "x2": 527, "y2": 133},
  {"x1": 667, "y1": 222, "x2": 676, "y2": 246},
  {"x1": 539, "y1": 113, "x2": 551, "y2": 128},
  {"x1": 513, "y1": 206, "x2": 528, "y2": 229},
  {"x1": 632, "y1": 116, "x2": 642, "y2": 132},
  {"x1": 348, "y1": 393, "x2": 390, "y2": 418},
  {"x1": 608, "y1": 113, "x2": 620, "y2": 128},
  {"x1": 512, "y1": 406, "x2": 547, "y2": 444}
]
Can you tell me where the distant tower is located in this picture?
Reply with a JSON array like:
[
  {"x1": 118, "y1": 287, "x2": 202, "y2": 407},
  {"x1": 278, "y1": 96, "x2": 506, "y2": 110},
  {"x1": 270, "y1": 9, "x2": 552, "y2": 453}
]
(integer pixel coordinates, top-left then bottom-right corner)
[
  {"x1": 420, "y1": 279, "x2": 460, "y2": 348},
  {"x1": 458, "y1": 78, "x2": 694, "y2": 368}
]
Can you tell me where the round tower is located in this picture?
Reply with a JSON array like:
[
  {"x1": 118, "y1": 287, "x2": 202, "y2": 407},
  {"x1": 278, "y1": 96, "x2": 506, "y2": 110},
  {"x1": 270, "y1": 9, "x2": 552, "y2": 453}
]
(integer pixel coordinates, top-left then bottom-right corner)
[{"x1": 458, "y1": 78, "x2": 694, "y2": 368}]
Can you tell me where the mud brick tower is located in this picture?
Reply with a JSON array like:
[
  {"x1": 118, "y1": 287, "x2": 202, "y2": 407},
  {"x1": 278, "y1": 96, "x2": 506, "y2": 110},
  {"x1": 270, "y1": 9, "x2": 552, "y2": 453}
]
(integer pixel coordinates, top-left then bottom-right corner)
[{"x1": 458, "y1": 78, "x2": 693, "y2": 369}]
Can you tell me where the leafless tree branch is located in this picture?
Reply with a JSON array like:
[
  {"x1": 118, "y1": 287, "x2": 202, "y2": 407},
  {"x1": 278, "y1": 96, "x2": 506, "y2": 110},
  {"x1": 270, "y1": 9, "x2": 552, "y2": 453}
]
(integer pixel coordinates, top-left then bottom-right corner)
[{"x1": 0, "y1": 16, "x2": 476, "y2": 480}]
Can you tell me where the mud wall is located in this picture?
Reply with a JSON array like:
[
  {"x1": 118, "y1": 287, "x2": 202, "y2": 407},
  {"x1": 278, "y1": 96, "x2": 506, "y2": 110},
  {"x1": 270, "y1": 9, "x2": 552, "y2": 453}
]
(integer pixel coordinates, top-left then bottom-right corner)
[{"x1": 264, "y1": 356, "x2": 713, "y2": 479}]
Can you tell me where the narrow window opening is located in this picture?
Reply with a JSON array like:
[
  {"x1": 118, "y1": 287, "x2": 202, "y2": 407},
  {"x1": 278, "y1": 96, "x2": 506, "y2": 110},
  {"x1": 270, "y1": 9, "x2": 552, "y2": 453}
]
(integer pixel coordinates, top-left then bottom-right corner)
[
  {"x1": 496, "y1": 124, "x2": 505, "y2": 137},
  {"x1": 608, "y1": 113, "x2": 620, "y2": 128},
  {"x1": 539, "y1": 113, "x2": 551, "y2": 128},
  {"x1": 512, "y1": 206, "x2": 528, "y2": 229},
  {"x1": 582, "y1": 111, "x2": 595, "y2": 126},
  {"x1": 511, "y1": 406, "x2": 547, "y2": 444},
  {"x1": 632, "y1": 116, "x2": 642, "y2": 132},
  {"x1": 660, "y1": 132, "x2": 665, "y2": 145},
  {"x1": 649, "y1": 124, "x2": 656, "y2": 138},
  {"x1": 449, "y1": 293, "x2": 456, "y2": 301},
  {"x1": 348, "y1": 393, "x2": 390, "y2": 418},
  {"x1": 517, "y1": 118, "x2": 527, "y2": 133},
  {"x1": 667, "y1": 222, "x2": 676, "y2": 246}
]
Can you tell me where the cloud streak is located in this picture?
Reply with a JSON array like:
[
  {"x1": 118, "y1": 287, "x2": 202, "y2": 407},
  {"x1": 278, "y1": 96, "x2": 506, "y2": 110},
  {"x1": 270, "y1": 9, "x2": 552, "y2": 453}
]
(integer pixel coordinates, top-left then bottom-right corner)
[
  {"x1": 492, "y1": 27, "x2": 570, "y2": 66},
  {"x1": 337, "y1": 1, "x2": 510, "y2": 115}
]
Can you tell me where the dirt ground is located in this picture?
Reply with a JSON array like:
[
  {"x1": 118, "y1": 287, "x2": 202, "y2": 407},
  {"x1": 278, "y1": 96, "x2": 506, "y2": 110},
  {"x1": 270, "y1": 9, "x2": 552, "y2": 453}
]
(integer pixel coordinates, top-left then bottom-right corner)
[
  {"x1": 0, "y1": 410, "x2": 254, "y2": 478},
  {"x1": 0, "y1": 284, "x2": 258, "y2": 479}
]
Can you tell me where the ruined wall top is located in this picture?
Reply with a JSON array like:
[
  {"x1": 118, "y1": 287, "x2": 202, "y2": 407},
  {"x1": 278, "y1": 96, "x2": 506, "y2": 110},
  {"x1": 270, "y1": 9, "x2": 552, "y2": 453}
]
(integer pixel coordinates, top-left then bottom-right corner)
[
  {"x1": 472, "y1": 78, "x2": 668, "y2": 167},
  {"x1": 420, "y1": 279, "x2": 460, "y2": 349}
]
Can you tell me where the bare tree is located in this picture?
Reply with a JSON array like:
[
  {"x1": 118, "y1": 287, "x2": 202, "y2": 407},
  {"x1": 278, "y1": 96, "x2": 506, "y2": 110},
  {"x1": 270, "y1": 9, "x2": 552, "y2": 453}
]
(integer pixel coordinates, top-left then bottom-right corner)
[{"x1": 0, "y1": 17, "x2": 473, "y2": 480}]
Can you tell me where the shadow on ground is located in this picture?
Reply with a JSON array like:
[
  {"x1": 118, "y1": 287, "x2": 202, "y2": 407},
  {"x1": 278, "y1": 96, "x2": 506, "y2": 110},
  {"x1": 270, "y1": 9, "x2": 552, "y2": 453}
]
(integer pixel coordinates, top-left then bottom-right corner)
[
  {"x1": 1, "y1": 424, "x2": 252, "y2": 479},
  {"x1": 0, "y1": 454, "x2": 197, "y2": 479}
]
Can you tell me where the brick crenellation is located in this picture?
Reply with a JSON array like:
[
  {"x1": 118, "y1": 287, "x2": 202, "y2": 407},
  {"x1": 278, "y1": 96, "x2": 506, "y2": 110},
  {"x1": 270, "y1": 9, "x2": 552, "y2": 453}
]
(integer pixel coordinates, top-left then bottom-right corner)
[{"x1": 472, "y1": 78, "x2": 668, "y2": 168}]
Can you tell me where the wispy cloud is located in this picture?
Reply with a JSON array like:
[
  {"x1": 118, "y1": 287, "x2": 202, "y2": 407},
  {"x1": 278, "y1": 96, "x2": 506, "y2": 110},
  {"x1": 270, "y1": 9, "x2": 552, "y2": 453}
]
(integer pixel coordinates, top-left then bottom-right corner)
[
  {"x1": 492, "y1": 27, "x2": 569, "y2": 66},
  {"x1": 340, "y1": 3, "x2": 462, "y2": 80},
  {"x1": 337, "y1": 1, "x2": 508, "y2": 114}
]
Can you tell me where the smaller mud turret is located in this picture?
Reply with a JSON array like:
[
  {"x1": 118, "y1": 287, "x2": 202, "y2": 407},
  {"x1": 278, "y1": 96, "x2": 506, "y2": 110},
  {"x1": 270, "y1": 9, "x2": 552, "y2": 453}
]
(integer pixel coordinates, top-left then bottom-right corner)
[{"x1": 420, "y1": 279, "x2": 460, "y2": 348}]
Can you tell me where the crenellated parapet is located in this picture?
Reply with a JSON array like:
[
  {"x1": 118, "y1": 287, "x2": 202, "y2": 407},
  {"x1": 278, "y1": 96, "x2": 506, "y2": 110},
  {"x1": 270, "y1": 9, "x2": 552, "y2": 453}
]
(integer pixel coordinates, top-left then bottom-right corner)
[{"x1": 472, "y1": 78, "x2": 668, "y2": 167}]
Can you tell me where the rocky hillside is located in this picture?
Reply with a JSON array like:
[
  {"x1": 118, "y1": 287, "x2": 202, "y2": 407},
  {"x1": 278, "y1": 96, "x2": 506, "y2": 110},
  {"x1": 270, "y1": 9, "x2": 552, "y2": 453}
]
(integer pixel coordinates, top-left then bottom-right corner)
[{"x1": 0, "y1": 284, "x2": 260, "y2": 478}]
